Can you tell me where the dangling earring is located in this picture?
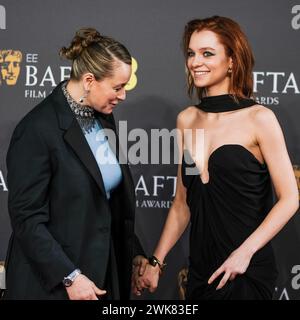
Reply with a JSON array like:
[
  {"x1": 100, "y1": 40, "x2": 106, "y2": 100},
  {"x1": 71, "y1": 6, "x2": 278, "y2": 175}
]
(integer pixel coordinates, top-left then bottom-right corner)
[
  {"x1": 79, "y1": 90, "x2": 89, "y2": 104},
  {"x1": 227, "y1": 67, "x2": 232, "y2": 75}
]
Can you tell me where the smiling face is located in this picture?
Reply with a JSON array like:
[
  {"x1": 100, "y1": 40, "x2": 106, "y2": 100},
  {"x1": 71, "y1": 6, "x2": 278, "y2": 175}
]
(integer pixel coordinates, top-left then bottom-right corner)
[
  {"x1": 187, "y1": 30, "x2": 232, "y2": 96},
  {"x1": 86, "y1": 60, "x2": 132, "y2": 114}
]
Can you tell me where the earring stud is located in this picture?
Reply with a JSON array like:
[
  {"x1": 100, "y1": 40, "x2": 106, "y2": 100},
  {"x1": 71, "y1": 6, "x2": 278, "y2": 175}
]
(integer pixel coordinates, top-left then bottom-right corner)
[{"x1": 79, "y1": 90, "x2": 89, "y2": 104}]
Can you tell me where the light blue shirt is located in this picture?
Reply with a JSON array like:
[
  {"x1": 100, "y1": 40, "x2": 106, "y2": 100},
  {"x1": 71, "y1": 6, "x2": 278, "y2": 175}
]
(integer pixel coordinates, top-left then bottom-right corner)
[{"x1": 83, "y1": 119, "x2": 122, "y2": 199}]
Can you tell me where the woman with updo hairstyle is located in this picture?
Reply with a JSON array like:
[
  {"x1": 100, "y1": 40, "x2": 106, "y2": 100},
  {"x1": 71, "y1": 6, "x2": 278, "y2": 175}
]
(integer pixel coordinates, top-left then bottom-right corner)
[
  {"x1": 137, "y1": 16, "x2": 298, "y2": 300},
  {"x1": 3, "y1": 28, "x2": 147, "y2": 300}
]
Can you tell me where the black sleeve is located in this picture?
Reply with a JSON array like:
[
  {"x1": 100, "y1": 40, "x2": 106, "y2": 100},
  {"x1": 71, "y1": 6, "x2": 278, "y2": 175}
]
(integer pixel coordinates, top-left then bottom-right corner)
[
  {"x1": 132, "y1": 234, "x2": 146, "y2": 259},
  {"x1": 6, "y1": 120, "x2": 75, "y2": 291}
]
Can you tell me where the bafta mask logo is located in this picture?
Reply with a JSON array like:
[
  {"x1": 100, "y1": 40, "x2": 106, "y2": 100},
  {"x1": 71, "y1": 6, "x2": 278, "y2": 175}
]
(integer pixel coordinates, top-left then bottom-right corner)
[
  {"x1": 0, "y1": 50, "x2": 23, "y2": 85},
  {"x1": 177, "y1": 267, "x2": 188, "y2": 300}
]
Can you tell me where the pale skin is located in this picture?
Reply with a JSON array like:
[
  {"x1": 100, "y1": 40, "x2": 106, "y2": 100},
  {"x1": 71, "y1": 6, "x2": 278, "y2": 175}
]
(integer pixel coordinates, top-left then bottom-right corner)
[
  {"x1": 64, "y1": 59, "x2": 148, "y2": 299},
  {"x1": 66, "y1": 274, "x2": 106, "y2": 300},
  {"x1": 66, "y1": 255, "x2": 148, "y2": 300},
  {"x1": 66, "y1": 59, "x2": 131, "y2": 114},
  {"x1": 131, "y1": 255, "x2": 150, "y2": 296},
  {"x1": 137, "y1": 30, "x2": 299, "y2": 294}
]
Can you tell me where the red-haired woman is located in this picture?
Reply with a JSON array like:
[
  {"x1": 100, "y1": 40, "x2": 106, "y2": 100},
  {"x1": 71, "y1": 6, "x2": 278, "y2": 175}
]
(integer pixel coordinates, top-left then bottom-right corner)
[{"x1": 136, "y1": 16, "x2": 299, "y2": 300}]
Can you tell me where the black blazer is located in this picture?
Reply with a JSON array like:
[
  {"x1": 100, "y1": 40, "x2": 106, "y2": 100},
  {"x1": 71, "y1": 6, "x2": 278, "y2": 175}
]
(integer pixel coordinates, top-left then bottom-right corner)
[{"x1": 3, "y1": 82, "x2": 144, "y2": 300}]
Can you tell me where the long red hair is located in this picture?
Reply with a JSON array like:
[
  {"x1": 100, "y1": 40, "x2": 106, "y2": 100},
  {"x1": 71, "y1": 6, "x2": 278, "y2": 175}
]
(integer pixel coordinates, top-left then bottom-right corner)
[{"x1": 183, "y1": 16, "x2": 255, "y2": 100}]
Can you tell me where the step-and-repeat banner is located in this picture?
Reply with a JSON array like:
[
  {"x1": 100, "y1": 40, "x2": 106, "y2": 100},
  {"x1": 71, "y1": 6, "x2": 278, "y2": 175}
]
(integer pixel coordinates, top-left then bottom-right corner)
[{"x1": 0, "y1": 0, "x2": 299, "y2": 299}]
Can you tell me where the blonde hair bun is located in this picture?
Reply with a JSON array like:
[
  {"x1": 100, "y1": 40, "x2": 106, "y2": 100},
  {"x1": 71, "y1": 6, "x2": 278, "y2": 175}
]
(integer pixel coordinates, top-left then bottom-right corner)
[{"x1": 60, "y1": 28, "x2": 102, "y2": 60}]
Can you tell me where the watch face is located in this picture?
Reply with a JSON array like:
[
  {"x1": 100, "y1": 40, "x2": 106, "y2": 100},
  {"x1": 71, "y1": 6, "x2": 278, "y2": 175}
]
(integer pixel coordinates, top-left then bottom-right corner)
[{"x1": 63, "y1": 278, "x2": 73, "y2": 287}]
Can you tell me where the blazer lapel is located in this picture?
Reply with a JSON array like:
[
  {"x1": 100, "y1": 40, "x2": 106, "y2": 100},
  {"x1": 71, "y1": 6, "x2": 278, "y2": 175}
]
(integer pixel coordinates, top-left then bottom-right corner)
[
  {"x1": 64, "y1": 120, "x2": 106, "y2": 196},
  {"x1": 51, "y1": 82, "x2": 106, "y2": 196},
  {"x1": 96, "y1": 112, "x2": 135, "y2": 215},
  {"x1": 51, "y1": 81, "x2": 133, "y2": 200}
]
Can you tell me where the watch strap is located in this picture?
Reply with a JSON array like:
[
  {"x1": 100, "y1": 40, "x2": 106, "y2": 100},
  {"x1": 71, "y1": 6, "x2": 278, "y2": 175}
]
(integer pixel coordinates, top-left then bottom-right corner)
[{"x1": 63, "y1": 268, "x2": 82, "y2": 287}]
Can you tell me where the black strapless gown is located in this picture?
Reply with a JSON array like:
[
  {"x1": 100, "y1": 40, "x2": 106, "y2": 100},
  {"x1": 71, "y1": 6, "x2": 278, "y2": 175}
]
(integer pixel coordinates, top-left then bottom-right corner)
[
  {"x1": 182, "y1": 145, "x2": 278, "y2": 300},
  {"x1": 182, "y1": 96, "x2": 278, "y2": 300}
]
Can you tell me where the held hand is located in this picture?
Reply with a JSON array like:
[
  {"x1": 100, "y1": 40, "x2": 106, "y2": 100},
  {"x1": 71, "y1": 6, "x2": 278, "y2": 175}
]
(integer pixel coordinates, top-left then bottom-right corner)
[
  {"x1": 132, "y1": 255, "x2": 148, "y2": 276},
  {"x1": 139, "y1": 263, "x2": 161, "y2": 293},
  {"x1": 208, "y1": 248, "x2": 253, "y2": 290},
  {"x1": 66, "y1": 274, "x2": 106, "y2": 300},
  {"x1": 131, "y1": 255, "x2": 149, "y2": 296}
]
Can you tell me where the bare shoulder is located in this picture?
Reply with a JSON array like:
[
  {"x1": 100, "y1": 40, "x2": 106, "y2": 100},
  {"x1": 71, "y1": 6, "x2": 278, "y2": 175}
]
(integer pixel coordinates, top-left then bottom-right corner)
[
  {"x1": 249, "y1": 104, "x2": 279, "y2": 128},
  {"x1": 248, "y1": 104, "x2": 284, "y2": 144},
  {"x1": 177, "y1": 106, "x2": 202, "y2": 128}
]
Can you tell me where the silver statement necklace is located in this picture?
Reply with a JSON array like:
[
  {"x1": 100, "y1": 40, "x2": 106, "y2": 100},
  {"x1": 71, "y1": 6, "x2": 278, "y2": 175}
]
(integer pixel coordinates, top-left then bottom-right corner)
[{"x1": 62, "y1": 81, "x2": 96, "y2": 134}]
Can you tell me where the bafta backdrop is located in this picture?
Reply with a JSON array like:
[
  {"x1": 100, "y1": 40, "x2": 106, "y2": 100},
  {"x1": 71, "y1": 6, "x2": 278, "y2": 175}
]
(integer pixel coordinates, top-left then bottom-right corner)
[{"x1": 0, "y1": 0, "x2": 299, "y2": 299}]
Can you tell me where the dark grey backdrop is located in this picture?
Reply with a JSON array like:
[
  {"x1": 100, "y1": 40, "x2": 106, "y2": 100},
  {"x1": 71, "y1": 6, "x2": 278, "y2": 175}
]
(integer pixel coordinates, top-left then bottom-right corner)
[{"x1": 0, "y1": 0, "x2": 299, "y2": 299}]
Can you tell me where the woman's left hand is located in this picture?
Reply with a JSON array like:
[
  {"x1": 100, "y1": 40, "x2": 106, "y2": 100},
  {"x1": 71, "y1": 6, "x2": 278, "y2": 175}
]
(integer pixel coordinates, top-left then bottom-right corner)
[{"x1": 208, "y1": 247, "x2": 253, "y2": 290}]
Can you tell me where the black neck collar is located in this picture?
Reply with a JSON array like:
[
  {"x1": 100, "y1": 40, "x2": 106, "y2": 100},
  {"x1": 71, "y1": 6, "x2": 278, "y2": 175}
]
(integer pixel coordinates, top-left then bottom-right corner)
[{"x1": 196, "y1": 94, "x2": 256, "y2": 113}]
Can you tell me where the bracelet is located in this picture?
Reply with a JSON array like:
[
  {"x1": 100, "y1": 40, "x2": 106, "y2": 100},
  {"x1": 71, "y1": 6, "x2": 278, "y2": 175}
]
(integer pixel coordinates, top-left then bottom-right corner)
[{"x1": 148, "y1": 255, "x2": 167, "y2": 273}]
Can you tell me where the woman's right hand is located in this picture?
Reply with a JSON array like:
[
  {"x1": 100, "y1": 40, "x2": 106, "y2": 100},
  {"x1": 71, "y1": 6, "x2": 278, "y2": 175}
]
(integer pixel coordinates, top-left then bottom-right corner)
[{"x1": 65, "y1": 274, "x2": 106, "y2": 300}]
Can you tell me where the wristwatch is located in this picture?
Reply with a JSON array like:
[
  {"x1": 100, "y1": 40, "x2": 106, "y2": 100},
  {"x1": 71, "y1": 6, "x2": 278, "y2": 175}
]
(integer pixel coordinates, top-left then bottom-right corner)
[
  {"x1": 62, "y1": 268, "x2": 82, "y2": 287},
  {"x1": 148, "y1": 256, "x2": 167, "y2": 271}
]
